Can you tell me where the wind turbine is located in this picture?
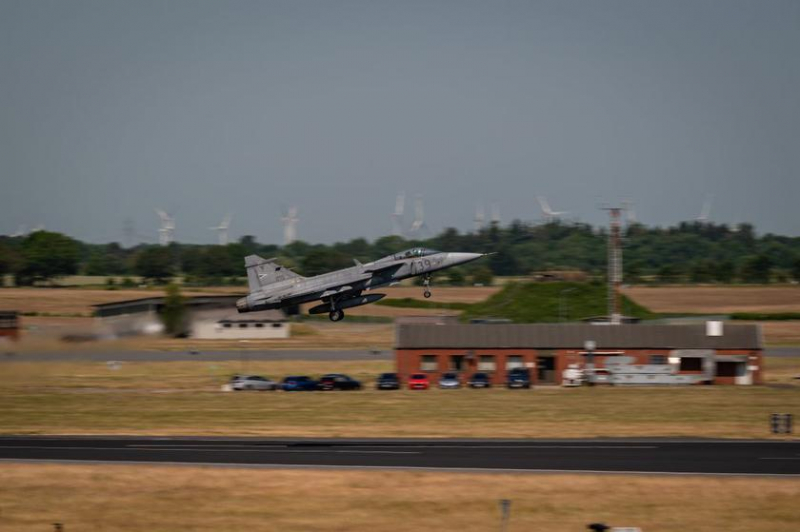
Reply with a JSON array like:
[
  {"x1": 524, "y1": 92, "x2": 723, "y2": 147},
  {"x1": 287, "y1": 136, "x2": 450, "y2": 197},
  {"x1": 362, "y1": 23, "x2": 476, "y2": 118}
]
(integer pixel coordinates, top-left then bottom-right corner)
[
  {"x1": 391, "y1": 193, "x2": 406, "y2": 237},
  {"x1": 536, "y1": 196, "x2": 568, "y2": 221},
  {"x1": 408, "y1": 194, "x2": 428, "y2": 236},
  {"x1": 696, "y1": 196, "x2": 713, "y2": 223},
  {"x1": 209, "y1": 214, "x2": 233, "y2": 246},
  {"x1": 281, "y1": 206, "x2": 299, "y2": 245},
  {"x1": 155, "y1": 209, "x2": 175, "y2": 246},
  {"x1": 474, "y1": 204, "x2": 486, "y2": 232}
]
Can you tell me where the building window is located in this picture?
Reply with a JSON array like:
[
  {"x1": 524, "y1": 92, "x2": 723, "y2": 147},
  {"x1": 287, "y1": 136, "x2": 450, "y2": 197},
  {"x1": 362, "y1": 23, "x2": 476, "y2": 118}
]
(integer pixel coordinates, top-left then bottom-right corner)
[
  {"x1": 506, "y1": 355, "x2": 524, "y2": 370},
  {"x1": 255, "y1": 323, "x2": 264, "y2": 328},
  {"x1": 649, "y1": 354, "x2": 667, "y2": 365},
  {"x1": 420, "y1": 355, "x2": 437, "y2": 372},
  {"x1": 716, "y1": 361, "x2": 742, "y2": 377},
  {"x1": 679, "y1": 357, "x2": 703, "y2": 371},
  {"x1": 478, "y1": 355, "x2": 496, "y2": 372},
  {"x1": 223, "y1": 323, "x2": 232, "y2": 328},
  {"x1": 239, "y1": 323, "x2": 248, "y2": 328},
  {"x1": 271, "y1": 323, "x2": 282, "y2": 328},
  {"x1": 449, "y1": 355, "x2": 466, "y2": 372}
]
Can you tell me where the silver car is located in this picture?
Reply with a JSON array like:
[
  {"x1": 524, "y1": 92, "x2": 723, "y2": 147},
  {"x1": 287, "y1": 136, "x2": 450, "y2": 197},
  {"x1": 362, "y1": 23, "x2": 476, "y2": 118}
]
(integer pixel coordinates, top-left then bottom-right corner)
[
  {"x1": 231, "y1": 375, "x2": 279, "y2": 391},
  {"x1": 438, "y1": 372, "x2": 461, "y2": 389}
]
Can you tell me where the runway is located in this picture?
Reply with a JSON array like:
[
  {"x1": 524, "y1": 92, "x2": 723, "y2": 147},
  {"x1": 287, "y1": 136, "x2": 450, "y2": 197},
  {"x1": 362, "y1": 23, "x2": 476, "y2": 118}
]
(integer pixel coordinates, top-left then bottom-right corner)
[{"x1": 2, "y1": 437, "x2": 799, "y2": 476}]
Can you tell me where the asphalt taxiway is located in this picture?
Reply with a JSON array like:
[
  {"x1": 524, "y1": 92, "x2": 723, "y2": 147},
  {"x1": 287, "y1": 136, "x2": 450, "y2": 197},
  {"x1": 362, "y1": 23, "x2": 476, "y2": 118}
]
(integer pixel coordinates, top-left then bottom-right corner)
[{"x1": 2, "y1": 437, "x2": 799, "y2": 476}]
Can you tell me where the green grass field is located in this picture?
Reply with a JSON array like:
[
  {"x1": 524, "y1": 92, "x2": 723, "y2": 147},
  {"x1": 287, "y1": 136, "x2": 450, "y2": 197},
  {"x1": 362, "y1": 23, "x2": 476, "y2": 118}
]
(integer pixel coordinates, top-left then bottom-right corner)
[{"x1": 1, "y1": 357, "x2": 798, "y2": 438}]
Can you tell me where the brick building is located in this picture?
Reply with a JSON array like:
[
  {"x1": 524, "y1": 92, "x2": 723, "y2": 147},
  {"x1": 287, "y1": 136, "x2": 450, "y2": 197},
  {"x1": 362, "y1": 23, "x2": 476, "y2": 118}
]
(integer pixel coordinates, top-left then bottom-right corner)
[
  {"x1": 0, "y1": 311, "x2": 19, "y2": 341},
  {"x1": 395, "y1": 323, "x2": 763, "y2": 386}
]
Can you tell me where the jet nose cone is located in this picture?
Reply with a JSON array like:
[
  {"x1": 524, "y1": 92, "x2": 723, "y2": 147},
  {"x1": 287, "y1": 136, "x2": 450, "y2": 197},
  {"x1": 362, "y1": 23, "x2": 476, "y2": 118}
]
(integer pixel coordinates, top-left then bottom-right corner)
[{"x1": 446, "y1": 252, "x2": 485, "y2": 266}]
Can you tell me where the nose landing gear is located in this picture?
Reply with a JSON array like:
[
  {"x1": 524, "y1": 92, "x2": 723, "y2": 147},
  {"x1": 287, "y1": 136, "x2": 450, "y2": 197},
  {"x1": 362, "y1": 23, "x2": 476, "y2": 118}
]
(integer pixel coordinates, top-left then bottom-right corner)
[{"x1": 422, "y1": 274, "x2": 432, "y2": 299}]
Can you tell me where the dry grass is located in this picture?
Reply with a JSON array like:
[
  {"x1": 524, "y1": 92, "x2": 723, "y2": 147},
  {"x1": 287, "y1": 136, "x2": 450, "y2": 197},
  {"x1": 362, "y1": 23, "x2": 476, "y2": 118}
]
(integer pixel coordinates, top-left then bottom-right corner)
[
  {"x1": 0, "y1": 463, "x2": 798, "y2": 531},
  {"x1": 623, "y1": 286, "x2": 800, "y2": 314},
  {"x1": 4, "y1": 285, "x2": 800, "y2": 349},
  {"x1": 624, "y1": 286, "x2": 800, "y2": 346},
  {"x1": 1, "y1": 359, "x2": 798, "y2": 438},
  {"x1": 757, "y1": 322, "x2": 800, "y2": 346},
  {"x1": 0, "y1": 286, "x2": 497, "y2": 316}
]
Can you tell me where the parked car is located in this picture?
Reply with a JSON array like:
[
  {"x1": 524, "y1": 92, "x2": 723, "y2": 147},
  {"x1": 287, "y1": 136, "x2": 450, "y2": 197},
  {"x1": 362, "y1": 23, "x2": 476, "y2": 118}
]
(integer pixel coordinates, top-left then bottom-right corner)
[
  {"x1": 506, "y1": 368, "x2": 532, "y2": 389},
  {"x1": 408, "y1": 373, "x2": 430, "y2": 390},
  {"x1": 376, "y1": 372, "x2": 401, "y2": 390},
  {"x1": 467, "y1": 372, "x2": 492, "y2": 388},
  {"x1": 230, "y1": 375, "x2": 279, "y2": 391},
  {"x1": 281, "y1": 375, "x2": 318, "y2": 391},
  {"x1": 318, "y1": 373, "x2": 362, "y2": 391},
  {"x1": 438, "y1": 372, "x2": 461, "y2": 389}
]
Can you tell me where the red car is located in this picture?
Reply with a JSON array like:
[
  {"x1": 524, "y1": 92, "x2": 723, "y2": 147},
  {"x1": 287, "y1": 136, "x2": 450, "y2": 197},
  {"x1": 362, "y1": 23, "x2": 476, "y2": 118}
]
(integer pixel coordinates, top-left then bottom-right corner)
[{"x1": 408, "y1": 373, "x2": 430, "y2": 390}]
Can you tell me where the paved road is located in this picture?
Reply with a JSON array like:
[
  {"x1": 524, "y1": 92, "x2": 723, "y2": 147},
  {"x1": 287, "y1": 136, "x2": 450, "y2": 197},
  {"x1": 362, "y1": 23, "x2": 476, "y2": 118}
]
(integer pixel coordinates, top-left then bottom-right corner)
[
  {"x1": 2, "y1": 437, "x2": 799, "y2": 476},
  {"x1": 2, "y1": 347, "x2": 797, "y2": 363},
  {"x1": 0, "y1": 349, "x2": 393, "y2": 362}
]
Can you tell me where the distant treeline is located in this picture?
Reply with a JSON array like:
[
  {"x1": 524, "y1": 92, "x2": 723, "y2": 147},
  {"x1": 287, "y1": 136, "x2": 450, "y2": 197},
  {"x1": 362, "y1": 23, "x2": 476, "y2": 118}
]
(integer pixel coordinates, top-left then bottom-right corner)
[{"x1": 1, "y1": 220, "x2": 799, "y2": 286}]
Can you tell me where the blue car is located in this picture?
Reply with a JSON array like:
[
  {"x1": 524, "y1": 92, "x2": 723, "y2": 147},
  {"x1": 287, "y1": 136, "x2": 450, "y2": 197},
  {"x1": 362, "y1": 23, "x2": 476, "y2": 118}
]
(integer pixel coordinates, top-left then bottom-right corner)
[{"x1": 281, "y1": 375, "x2": 318, "y2": 391}]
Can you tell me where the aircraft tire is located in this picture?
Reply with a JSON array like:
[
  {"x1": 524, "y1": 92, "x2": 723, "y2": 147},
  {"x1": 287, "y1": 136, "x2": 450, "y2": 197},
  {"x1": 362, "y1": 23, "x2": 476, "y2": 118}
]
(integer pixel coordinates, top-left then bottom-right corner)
[
  {"x1": 423, "y1": 290, "x2": 432, "y2": 299},
  {"x1": 329, "y1": 309, "x2": 345, "y2": 322}
]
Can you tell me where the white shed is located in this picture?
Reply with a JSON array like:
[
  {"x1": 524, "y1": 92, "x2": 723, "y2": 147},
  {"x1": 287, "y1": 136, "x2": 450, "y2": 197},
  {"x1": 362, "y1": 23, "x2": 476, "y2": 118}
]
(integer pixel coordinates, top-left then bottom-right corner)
[{"x1": 191, "y1": 308, "x2": 290, "y2": 339}]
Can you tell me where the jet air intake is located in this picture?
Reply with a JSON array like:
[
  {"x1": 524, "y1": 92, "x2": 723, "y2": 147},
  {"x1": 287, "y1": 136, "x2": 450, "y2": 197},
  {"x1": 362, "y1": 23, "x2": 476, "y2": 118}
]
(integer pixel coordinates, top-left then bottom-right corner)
[{"x1": 308, "y1": 293, "x2": 386, "y2": 315}]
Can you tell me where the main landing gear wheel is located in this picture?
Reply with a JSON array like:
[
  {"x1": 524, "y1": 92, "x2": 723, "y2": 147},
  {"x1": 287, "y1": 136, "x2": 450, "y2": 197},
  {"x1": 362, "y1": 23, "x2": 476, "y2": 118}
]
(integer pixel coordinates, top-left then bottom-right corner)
[{"x1": 329, "y1": 309, "x2": 345, "y2": 322}]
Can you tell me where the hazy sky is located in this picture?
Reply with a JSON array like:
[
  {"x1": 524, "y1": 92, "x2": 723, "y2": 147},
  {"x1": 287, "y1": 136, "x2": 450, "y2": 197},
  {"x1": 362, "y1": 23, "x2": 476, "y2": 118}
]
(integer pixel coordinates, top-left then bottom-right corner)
[{"x1": 1, "y1": 0, "x2": 798, "y2": 245}]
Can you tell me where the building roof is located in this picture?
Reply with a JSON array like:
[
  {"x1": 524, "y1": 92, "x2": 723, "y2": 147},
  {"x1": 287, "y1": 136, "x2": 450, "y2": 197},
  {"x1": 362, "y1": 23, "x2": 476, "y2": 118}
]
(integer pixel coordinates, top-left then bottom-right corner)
[
  {"x1": 396, "y1": 323, "x2": 761, "y2": 350},
  {"x1": 94, "y1": 295, "x2": 242, "y2": 310},
  {"x1": 94, "y1": 295, "x2": 287, "y2": 322},
  {"x1": 94, "y1": 295, "x2": 245, "y2": 318}
]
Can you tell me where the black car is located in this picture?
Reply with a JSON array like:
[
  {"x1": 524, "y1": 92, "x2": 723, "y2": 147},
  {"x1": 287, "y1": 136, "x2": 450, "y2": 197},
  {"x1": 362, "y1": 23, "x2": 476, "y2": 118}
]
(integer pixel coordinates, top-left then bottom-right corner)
[
  {"x1": 376, "y1": 372, "x2": 401, "y2": 390},
  {"x1": 506, "y1": 368, "x2": 532, "y2": 389},
  {"x1": 467, "y1": 372, "x2": 492, "y2": 388},
  {"x1": 317, "y1": 373, "x2": 362, "y2": 391}
]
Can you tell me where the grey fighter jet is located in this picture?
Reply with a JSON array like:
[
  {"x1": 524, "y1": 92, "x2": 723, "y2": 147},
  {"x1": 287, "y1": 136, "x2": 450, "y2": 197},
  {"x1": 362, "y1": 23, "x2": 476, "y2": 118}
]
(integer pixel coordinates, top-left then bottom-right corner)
[{"x1": 236, "y1": 248, "x2": 487, "y2": 321}]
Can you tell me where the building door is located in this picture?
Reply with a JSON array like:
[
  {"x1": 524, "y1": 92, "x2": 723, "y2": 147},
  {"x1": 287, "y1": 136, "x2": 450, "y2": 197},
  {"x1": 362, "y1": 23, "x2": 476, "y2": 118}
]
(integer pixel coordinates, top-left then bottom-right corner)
[
  {"x1": 536, "y1": 356, "x2": 556, "y2": 384},
  {"x1": 450, "y1": 355, "x2": 465, "y2": 372}
]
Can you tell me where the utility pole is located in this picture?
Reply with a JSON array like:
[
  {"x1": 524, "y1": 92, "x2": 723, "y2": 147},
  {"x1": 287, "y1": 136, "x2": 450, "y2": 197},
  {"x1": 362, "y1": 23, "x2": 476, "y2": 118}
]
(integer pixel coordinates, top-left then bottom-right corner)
[{"x1": 603, "y1": 207, "x2": 623, "y2": 325}]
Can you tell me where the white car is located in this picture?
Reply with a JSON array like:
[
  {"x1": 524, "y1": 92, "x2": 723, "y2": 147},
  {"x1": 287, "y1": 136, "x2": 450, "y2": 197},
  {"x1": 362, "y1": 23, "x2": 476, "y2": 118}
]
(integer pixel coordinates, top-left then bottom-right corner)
[
  {"x1": 230, "y1": 375, "x2": 279, "y2": 391},
  {"x1": 438, "y1": 372, "x2": 461, "y2": 389}
]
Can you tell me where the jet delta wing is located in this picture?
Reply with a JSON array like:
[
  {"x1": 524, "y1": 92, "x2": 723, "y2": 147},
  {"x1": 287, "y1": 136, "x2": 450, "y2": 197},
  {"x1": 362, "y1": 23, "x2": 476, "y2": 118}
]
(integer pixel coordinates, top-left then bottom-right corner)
[{"x1": 236, "y1": 247, "x2": 487, "y2": 321}]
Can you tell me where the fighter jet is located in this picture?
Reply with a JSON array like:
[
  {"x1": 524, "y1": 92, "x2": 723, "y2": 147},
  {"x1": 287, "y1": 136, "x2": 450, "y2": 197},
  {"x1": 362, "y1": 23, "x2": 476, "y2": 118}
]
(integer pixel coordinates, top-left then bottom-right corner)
[{"x1": 236, "y1": 248, "x2": 487, "y2": 321}]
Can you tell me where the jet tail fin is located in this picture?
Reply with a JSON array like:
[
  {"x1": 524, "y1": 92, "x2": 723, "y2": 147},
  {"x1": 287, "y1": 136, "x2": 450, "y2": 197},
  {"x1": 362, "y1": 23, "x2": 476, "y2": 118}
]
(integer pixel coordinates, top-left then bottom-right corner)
[{"x1": 244, "y1": 255, "x2": 303, "y2": 292}]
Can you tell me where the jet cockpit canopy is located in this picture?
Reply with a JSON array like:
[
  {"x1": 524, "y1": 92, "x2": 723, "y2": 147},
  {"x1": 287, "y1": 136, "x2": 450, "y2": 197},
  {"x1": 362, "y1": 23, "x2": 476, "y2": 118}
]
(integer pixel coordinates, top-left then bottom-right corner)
[{"x1": 393, "y1": 247, "x2": 439, "y2": 260}]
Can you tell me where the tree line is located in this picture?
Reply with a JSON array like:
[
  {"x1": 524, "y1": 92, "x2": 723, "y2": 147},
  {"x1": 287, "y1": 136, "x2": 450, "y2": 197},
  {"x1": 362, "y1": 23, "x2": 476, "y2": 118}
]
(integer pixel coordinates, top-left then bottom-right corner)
[{"x1": 1, "y1": 220, "x2": 799, "y2": 286}]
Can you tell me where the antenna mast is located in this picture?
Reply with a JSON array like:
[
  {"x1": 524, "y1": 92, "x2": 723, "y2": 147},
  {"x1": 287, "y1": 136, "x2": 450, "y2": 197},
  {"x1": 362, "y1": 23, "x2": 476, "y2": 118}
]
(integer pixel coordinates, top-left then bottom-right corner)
[{"x1": 604, "y1": 207, "x2": 623, "y2": 325}]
